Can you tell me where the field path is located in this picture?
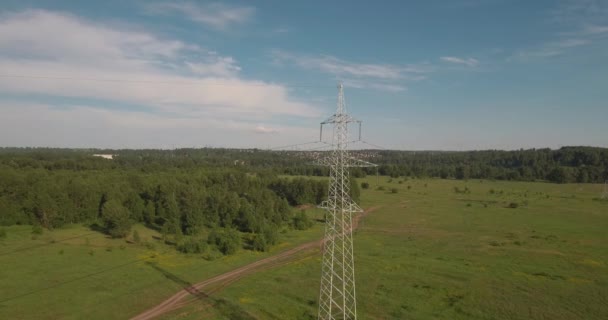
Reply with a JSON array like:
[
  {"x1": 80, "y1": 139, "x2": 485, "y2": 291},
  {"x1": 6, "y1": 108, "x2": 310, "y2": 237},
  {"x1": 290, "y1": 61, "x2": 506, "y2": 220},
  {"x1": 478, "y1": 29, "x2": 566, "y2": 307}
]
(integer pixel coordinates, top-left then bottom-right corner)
[{"x1": 130, "y1": 206, "x2": 380, "y2": 320}]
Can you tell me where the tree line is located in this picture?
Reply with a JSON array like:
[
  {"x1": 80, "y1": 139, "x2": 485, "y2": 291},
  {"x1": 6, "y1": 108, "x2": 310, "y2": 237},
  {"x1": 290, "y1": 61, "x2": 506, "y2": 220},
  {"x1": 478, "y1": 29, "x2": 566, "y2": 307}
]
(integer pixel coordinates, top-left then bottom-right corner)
[
  {"x1": 0, "y1": 164, "x2": 343, "y2": 254},
  {"x1": 2, "y1": 146, "x2": 606, "y2": 184}
]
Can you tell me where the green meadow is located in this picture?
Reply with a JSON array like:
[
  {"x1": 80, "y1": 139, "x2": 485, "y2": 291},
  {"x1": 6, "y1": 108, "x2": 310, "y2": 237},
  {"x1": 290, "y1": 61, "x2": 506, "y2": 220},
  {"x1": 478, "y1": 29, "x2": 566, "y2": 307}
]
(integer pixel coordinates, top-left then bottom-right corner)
[
  {"x1": 1, "y1": 178, "x2": 607, "y2": 319},
  {"x1": 160, "y1": 178, "x2": 608, "y2": 319},
  {"x1": 0, "y1": 216, "x2": 325, "y2": 319}
]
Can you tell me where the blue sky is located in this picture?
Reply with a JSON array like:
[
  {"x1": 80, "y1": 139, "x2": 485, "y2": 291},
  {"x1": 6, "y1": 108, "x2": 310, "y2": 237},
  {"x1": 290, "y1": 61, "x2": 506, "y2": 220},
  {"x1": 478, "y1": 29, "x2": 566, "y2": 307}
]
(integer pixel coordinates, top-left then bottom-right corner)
[{"x1": 0, "y1": 0, "x2": 606, "y2": 150}]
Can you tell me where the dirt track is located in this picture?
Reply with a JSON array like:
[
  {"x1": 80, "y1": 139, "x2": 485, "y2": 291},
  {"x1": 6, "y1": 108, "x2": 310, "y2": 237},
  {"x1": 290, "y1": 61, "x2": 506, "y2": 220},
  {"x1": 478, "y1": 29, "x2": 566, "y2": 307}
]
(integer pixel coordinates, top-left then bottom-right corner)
[{"x1": 130, "y1": 206, "x2": 379, "y2": 320}]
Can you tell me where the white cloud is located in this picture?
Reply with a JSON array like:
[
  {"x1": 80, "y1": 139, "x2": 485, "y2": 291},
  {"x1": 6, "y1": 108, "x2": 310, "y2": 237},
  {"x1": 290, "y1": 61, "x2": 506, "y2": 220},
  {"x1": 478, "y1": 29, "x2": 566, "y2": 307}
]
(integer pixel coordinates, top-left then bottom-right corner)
[
  {"x1": 440, "y1": 56, "x2": 479, "y2": 67},
  {"x1": 0, "y1": 102, "x2": 313, "y2": 148},
  {"x1": 511, "y1": 37, "x2": 593, "y2": 61},
  {"x1": 581, "y1": 24, "x2": 608, "y2": 35},
  {"x1": 0, "y1": 9, "x2": 322, "y2": 147},
  {"x1": 145, "y1": 2, "x2": 255, "y2": 29},
  {"x1": 341, "y1": 79, "x2": 407, "y2": 92},
  {"x1": 272, "y1": 51, "x2": 431, "y2": 92},
  {"x1": 0, "y1": 10, "x2": 320, "y2": 118},
  {"x1": 550, "y1": 0, "x2": 608, "y2": 25},
  {"x1": 510, "y1": 1, "x2": 608, "y2": 62},
  {"x1": 186, "y1": 57, "x2": 241, "y2": 77},
  {"x1": 254, "y1": 125, "x2": 279, "y2": 134},
  {"x1": 274, "y1": 51, "x2": 431, "y2": 80}
]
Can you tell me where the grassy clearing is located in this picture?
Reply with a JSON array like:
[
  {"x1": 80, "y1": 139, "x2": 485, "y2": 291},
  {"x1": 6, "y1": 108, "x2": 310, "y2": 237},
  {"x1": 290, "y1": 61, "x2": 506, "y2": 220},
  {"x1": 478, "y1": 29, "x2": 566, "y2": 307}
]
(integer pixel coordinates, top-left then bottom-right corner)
[
  {"x1": 1, "y1": 178, "x2": 606, "y2": 319},
  {"x1": 0, "y1": 209, "x2": 326, "y2": 320},
  {"x1": 169, "y1": 178, "x2": 608, "y2": 319}
]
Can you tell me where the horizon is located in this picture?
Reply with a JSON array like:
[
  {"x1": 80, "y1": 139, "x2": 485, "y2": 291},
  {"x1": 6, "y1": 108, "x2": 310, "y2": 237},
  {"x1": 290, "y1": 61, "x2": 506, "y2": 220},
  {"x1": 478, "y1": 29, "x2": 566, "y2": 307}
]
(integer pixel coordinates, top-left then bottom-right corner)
[
  {"x1": 1, "y1": 145, "x2": 607, "y2": 153},
  {"x1": 1, "y1": 1, "x2": 607, "y2": 150}
]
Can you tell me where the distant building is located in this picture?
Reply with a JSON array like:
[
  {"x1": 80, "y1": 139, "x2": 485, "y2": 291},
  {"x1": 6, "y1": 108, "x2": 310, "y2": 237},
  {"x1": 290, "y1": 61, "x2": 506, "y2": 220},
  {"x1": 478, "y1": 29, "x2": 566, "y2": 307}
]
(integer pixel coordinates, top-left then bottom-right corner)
[{"x1": 92, "y1": 154, "x2": 115, "y2": 160}]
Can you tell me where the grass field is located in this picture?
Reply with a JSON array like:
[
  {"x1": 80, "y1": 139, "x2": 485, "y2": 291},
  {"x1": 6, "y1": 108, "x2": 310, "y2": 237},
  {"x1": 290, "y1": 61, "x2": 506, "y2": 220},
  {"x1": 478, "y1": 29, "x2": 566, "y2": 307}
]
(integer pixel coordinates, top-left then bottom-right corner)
[
  {"x1": 1, "y1": 178, "x2": 607, "y2": 319},
  {"x1": 159, "y1": 178, "x2": 608, "y2": 320},
  {"x1": 0, "y1": 213, "x2": 326, "y2": 319}
]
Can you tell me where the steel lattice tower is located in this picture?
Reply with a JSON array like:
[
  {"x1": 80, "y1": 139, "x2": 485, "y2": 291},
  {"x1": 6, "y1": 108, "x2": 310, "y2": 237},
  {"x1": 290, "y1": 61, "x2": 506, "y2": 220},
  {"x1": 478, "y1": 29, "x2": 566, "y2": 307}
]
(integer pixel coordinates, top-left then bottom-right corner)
[{"x1": 316, "y1": 84, "x2": 375, "y2": 320}]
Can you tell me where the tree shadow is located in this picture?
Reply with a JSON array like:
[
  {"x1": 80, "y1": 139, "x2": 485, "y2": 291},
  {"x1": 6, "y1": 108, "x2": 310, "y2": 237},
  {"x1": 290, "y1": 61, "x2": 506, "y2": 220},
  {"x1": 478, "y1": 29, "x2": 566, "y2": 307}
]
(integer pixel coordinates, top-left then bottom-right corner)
[
  {"x1": 145, "y1": 261, "x2": 210, "y2": 300},
  {"x1": 88, "y1": 222, "x2": 107, "y2": 234}
]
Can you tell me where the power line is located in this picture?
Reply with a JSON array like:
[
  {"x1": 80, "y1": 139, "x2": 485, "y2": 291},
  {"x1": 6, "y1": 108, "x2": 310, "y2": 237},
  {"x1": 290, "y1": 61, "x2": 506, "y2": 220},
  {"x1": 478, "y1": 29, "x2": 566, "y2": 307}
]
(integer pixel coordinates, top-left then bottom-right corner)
[
  {"x1": 0, "y1": 232, "x2": 100, "y2": 257},
  {"x1": 0, "y1": 255, "x2": 153, "y2": 304},
  {"x1": 359, "y1": 140, "x2": 390, "y2": 150},
  {"x1": 0, "y1": 74, "x2": 332, "y2": 89},
  {"x1": 267, "y1": 141, "x2": 324, "y2": 151}
]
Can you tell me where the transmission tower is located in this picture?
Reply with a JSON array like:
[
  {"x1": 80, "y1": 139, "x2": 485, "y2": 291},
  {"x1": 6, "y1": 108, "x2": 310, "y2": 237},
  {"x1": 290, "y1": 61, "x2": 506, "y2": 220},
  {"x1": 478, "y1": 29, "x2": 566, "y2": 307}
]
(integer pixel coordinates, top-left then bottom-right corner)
[{"x1": 315, "y1": 84, "x2": 376, "y2": 320}]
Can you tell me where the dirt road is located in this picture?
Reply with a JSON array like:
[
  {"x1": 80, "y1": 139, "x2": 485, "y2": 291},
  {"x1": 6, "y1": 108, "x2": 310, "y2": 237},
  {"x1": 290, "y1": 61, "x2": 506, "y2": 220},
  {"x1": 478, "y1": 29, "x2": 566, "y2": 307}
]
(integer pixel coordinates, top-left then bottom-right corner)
[{"x1": 131, "y1": 206, "x2": 379, "y2": 320}]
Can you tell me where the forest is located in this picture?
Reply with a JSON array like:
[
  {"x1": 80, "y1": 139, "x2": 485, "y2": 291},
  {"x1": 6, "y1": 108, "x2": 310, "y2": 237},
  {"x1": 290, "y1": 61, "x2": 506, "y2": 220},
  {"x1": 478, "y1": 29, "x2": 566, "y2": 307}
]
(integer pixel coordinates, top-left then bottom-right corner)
[
  {"x1": 0, "y1": 158, "x2": 345, "y2": 254},
  {"x1": 1, "y1": 146, "x2": 606, "y2": 183},
  {"x1": 0, "y1": 146, "x2": 606, "y2": 243}
]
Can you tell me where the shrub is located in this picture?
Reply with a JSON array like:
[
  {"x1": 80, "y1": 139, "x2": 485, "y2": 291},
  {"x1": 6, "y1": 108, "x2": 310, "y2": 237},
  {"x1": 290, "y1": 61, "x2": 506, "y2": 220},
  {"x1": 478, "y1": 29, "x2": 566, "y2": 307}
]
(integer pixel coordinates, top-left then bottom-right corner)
[
  {"x1": 508, "y1": 202, "x2": 519, "y2": 209},
  {"x1": 252, "y1": 233, "x2": 269, "y2": 252},
  {"x1": 292, "y1": 211, "x2": 313, "y2": 230},
  {"x1": 132, "y1": 230, "x2": 141, "y2": 244},
  {"x1": 32, "y1": 225, "x2": 44, "y2": 235},
  {"x1": 390, "y1": 188, "x2": 398, "y2": 194},
  {"x1": 208, "y1": 228, "x2": 242, "y2": 255},
  {"x1": 0, "y1": 228, "x2": 6, "y2": 239},
  {"x1": 101, "y1": 200, "x2": 132, "y2": 238},
  {"x1": 177, "y1": 237, "x2": 207, "y2": 254},
  {"x1": 361, "y1": 182, "x2": 370, "y2": 189},
  {"x1": 377, "y1": 186, "x2": 385, "y2": 191}
]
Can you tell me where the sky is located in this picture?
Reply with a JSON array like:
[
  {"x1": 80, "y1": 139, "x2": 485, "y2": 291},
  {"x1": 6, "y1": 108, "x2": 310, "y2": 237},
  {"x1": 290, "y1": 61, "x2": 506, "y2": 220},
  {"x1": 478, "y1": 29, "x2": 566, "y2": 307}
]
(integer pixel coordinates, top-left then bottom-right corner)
[{"x1": 0, "y1": 0, "x2": 606, "y2": 150}]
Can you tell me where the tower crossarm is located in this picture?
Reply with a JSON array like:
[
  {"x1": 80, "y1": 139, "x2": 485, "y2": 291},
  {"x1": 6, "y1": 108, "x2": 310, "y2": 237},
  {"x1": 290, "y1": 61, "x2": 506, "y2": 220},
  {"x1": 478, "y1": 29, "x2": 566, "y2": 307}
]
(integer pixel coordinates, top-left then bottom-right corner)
[{"x1": 311, "y1": 156, "x2": 377, "y2": 168}]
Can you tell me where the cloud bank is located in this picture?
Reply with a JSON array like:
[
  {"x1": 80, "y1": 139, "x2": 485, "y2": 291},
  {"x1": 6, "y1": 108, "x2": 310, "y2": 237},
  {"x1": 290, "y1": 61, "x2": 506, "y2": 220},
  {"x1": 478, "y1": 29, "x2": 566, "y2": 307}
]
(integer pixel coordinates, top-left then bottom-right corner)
[{"x1": 0, "y1": 10, "x2": 321, "y2": 148}]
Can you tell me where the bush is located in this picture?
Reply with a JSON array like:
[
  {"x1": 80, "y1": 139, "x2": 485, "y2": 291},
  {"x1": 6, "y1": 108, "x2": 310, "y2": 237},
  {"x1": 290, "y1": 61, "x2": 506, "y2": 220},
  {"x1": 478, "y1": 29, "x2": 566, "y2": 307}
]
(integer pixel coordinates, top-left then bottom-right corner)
[
  {"x1": 390, "y1": 188, "x2": 398, "y2": 194},
  {"x1": 252, "y1": 233, "x2": 269, "y2": 252},
  {"x1": 292, "y1": 211, "x2": 313, "y2": 230},
  {"x1": 377, "y1": 186, "x2": 385, "y2": 191},
  {"x1": 101, "y1": 200, "x2": 132, "y2": 238},
  {"x1": 177, "y1": 237, "x2": 207, "y2": 254},
  {"x1": 0, "y1": 228, "x2": 6, "y2": 239},
  {"x1": 508, "y1": 202, "x2": 519, "y2": 209},
  {"x1": 132, "y1": 230, "x2": 141, "y2": 244},
  {"x1": 32, "y1": 225, "x2": 44, "y2": 235},
  {"x1": 208, "y1": 228, "x2": 242, "y2": 255},
  {"x1": 361, "y1": 182, "x2": 370, "y2": 189}
]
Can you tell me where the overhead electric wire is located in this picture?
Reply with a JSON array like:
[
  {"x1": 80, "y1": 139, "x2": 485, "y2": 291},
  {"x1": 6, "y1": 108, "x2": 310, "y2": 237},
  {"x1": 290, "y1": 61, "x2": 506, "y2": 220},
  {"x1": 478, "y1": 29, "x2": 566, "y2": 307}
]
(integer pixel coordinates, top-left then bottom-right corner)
[
  {"x1": 359, "y1": 140, "x2": 390, "y2": 150},
  {"x1": 0, "y1": 255, "x2": 153, "y2": 304},
  {"x1": 267, "y1": 141, "x2": 324, "y2": 151},
  {"x1": 0, "y1": 232, "x2": 101, "y2": 257},
  {"x1": 0, "y1": 74, "x2": 333, "y2": 88}
]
